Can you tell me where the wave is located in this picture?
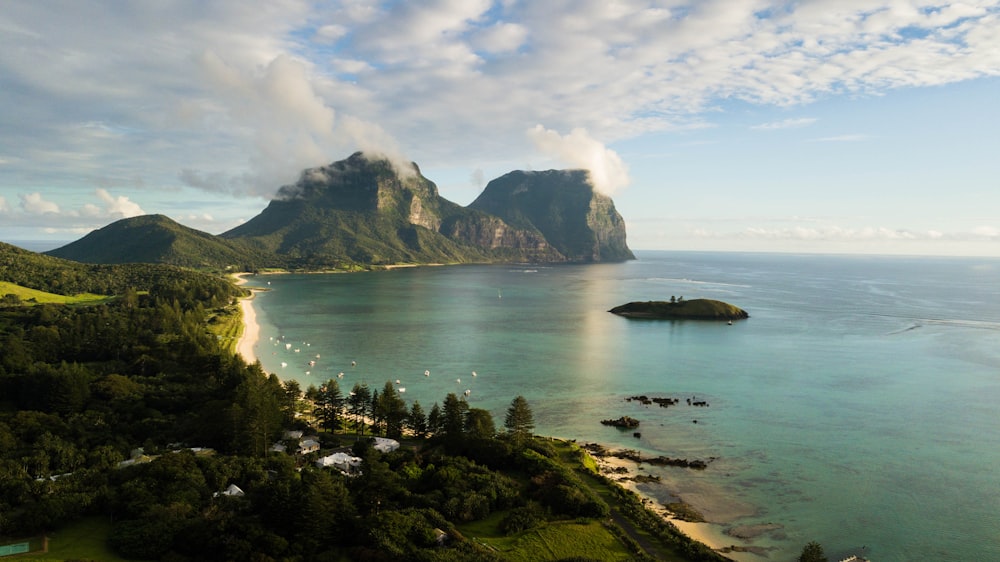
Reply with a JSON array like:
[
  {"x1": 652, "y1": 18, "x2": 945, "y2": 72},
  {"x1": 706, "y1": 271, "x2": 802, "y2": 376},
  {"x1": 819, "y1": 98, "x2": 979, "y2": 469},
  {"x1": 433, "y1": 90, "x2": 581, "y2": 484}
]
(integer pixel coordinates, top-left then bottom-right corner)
[{"x1": 643, "y1": 276, "x2": 751, "y2": 288}]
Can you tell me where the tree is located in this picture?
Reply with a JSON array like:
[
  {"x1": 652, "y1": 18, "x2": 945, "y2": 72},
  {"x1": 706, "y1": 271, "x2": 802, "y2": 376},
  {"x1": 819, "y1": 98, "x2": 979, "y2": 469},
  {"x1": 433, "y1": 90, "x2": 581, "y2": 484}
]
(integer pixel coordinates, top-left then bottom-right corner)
[
  {"x1": 798, "y1": 541, "x2": 828, "y2": 562},
  {"x1": 369, "y1": 389, "x2": 381, "y2": 435},
  {"x1": 440, "y1": 393, "x2": 468, "y2": 447},
  {"x1": 375, "y1": 381, "x2": 408, "y2": 439},
  {"x1": 313, "y1": 379, "x2": 344, "y2": 432},
  {"x1": 427, "y1": 403, "x2": 442, "y2": 436},
  {"x1": 296, "y1": 469, "x2": 356, "y2": 551},
  {"x1": 231, "y1": 371, "x2": 284, "y2": 456},
  {"x1": 348, "y1": 383, "x2": 371, "y2": 437},
  {"x1": 465, "y1": 408, "x2": 496, "y2": 441},
  {"x1": 407, "y1": 401, "x2": 427, "y2": 438},
  {"x1": 283, "y1": 379, "x2": 302, "y2": 422},
  {"x1": 504, "y1": 395, "x2": 535, "y2": 449}
]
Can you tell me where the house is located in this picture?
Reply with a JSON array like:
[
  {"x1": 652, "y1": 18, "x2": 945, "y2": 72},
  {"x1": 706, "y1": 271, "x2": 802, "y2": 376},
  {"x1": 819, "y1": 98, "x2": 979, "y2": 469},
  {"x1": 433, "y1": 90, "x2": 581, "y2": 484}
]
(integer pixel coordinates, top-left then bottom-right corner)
[
  {"x1": 297, "y1": 438, "x2": 320, "y2": 455},
  {"x1": 316, "y1": 452, "x2": 362, "y2": 474},
  {"x1": 433, "y1": 528, "x2": 448, "y2": 546},
  {"x1": 373, "y1": 437, "x2": 400, "y2": 453},
  {"x1": 283, "y1": 430, "x2": 304, "y2": 440},
  {"x1": 214, "y1": 483, "x2": 245, "y2": 497}
]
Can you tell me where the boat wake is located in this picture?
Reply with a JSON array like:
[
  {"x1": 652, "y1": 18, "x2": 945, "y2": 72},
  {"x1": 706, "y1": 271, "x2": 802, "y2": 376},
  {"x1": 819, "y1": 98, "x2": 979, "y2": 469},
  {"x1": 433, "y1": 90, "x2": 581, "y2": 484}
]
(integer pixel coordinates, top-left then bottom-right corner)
[
  {"x1": 644, "y1": 277, "x2": 751, "y2": 288},
  {"x1": 887, "y1": 318, "x2": 1000, "y2": 335}
]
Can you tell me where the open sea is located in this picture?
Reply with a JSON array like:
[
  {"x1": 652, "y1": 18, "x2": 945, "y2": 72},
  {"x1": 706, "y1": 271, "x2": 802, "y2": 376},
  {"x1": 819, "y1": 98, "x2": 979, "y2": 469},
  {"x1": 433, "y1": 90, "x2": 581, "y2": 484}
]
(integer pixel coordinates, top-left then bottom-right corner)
[{"x1": 242, "y1": 251, "x2": 1000, "y2": 561}]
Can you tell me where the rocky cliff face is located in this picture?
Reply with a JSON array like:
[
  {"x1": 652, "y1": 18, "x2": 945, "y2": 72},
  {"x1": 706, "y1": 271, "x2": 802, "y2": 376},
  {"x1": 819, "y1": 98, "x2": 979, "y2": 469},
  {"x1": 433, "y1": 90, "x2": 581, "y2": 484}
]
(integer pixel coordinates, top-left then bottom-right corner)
[
  {"x1": 440, "y1": 211, "x2": 564, "y2": 262},
  {"x1": 468, "y1": 170, "x2": 635, "y2": 262},
  {"x1": 223, "y1": 152, "x2": 522, "y2": 265}
]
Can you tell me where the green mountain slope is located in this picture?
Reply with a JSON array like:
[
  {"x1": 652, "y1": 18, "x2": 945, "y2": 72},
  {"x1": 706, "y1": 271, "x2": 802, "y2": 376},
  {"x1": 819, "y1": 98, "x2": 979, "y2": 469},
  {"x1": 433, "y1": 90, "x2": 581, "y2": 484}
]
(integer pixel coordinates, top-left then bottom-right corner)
[{"x1": 45, "y1": 215, "x2": 267, "y2": 270}]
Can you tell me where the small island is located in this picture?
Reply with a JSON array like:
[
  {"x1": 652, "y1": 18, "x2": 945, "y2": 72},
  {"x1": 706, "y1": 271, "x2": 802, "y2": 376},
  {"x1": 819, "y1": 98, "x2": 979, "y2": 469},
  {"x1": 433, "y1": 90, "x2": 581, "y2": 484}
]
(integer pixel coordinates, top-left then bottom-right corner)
[{"x1": 609, "y1": 298, "x2": 749, "y2": 321}]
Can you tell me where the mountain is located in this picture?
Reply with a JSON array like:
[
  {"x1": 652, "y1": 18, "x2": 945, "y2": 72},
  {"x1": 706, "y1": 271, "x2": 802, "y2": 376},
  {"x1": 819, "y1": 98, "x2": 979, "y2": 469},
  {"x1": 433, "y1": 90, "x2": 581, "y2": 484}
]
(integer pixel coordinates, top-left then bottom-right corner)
[
  {"x1": 45, "y1": 214, "x2": 265, "y2": 270},
  {"x1": 45, "y1": 153, "x2": 634, "y2": 268},
  {"x1": 220, "y1": 152, "x2": 563, "y2": 265},
  {"x1": 468, "y1": 169, "x2": 635, "y2": 262}
]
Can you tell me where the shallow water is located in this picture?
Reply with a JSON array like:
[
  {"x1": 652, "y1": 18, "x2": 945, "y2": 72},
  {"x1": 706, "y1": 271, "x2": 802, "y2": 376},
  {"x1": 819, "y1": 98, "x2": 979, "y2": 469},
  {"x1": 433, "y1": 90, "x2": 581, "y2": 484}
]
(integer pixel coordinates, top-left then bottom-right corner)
[{"x1": 245, "y1": 251, "x2": 1000, "y2": 561}]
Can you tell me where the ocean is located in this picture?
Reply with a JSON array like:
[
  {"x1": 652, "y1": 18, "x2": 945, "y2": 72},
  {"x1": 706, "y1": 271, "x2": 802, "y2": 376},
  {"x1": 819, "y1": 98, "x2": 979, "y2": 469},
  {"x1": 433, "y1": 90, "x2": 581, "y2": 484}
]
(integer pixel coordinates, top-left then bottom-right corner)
[{"x1": 242, "y1": 251, "x2": 1000, "y2": 561}]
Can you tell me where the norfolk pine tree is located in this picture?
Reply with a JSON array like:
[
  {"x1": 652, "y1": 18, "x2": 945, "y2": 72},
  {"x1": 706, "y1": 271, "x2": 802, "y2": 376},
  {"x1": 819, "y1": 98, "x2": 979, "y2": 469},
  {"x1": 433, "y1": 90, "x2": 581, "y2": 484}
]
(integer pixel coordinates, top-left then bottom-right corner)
[{"x1": 504, "y1": 395, "x2": 535, "y2": 449}]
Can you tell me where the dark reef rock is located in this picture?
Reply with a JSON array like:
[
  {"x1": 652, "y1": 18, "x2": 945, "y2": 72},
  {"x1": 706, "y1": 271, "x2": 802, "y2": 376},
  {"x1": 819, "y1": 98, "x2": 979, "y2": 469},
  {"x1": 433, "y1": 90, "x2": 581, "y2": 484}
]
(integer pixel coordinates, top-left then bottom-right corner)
[
  {"x1": 601, "y1": 416, "x2": 641, "y2": 429},
  {"x1": 608, "y1": 449, "x2": 715, "y2": 470}
]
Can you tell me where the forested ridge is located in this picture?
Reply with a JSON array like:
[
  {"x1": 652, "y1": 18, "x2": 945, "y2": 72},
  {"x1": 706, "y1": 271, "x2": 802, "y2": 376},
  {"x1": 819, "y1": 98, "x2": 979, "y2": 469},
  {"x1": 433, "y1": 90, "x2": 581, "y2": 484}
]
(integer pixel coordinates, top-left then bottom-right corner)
[
  {"x1": 0, "y1": 245, "x2": 725, "y2": 561},
  {"x1": 1, "y1": 241, "x2": 244, "y2": 298}
]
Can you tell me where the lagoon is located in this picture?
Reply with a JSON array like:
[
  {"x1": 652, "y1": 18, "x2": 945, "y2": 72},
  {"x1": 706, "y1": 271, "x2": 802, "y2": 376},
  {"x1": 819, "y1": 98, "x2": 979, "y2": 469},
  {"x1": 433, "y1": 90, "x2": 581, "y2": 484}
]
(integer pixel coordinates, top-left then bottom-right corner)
[{"x1": 243, "y1": 251, "x2": 1000, "y2": 561}]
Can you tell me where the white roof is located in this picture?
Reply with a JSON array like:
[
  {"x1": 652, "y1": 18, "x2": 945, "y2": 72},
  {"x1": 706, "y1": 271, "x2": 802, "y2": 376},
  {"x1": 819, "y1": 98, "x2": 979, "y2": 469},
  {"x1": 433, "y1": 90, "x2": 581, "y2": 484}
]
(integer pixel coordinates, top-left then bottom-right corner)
[
  {"x1": 316, "y1": 452, "x2": 362, "y2": 469},
  {"x1": 373, "y1": 437, "x2": 399, "y2": 452}
]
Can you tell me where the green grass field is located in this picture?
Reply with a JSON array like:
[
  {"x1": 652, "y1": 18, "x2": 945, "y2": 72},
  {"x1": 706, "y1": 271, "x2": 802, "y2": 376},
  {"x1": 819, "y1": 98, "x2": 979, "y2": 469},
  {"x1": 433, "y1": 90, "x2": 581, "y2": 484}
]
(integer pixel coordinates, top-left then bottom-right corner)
[
  {"x1": 461, "y1": 516, "x2": 633, "y2": 561},
  {"x1": 0, "y1": 281, "x2": 112, "y2": 306},
  {"x1": 7, "y1": 517, "x2": 127, "y2": 562},
  {"x1": 206, "y1": 302, "x2": 244, "y2": 354}
]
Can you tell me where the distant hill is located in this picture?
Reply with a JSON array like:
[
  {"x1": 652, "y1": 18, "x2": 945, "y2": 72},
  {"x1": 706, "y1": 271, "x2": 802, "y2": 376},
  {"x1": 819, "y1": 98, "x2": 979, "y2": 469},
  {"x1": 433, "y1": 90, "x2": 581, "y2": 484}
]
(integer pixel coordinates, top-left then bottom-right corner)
[
  {"x1": 469, "y1": 170, "x2": 635, "y2": 262},
  {"x1": 44, "y1": 152, "x2": 634, "y2": 269},
  {"x1": 1, "y1": 241, "x2": 242, "y2": 299},
  {"x1": 45, "y1": 214, "x2": 270, "y2": 270}
]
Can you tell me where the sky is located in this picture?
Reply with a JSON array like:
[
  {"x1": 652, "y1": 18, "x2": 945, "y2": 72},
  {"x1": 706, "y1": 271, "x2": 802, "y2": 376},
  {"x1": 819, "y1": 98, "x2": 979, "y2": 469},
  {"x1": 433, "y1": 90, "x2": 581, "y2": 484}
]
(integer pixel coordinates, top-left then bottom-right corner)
[{"x1": 2, "y1": 1, "x2": 999, "y2": 256}]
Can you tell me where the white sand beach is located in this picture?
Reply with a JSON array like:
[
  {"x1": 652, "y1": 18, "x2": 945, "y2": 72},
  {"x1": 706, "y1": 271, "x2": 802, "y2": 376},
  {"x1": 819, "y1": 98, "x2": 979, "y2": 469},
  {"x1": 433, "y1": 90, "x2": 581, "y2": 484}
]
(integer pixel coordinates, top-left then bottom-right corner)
[{"x1": 232, "y1": 274, "x2": 259, "y2": 364}]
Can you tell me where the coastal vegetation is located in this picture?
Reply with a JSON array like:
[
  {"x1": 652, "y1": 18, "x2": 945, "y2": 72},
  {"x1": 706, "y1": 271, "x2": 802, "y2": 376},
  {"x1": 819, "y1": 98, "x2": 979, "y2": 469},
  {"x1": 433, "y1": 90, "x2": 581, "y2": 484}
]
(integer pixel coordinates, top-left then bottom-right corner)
[{"x1": 0, "y1": 247, "x2": 727, "y2": 561}]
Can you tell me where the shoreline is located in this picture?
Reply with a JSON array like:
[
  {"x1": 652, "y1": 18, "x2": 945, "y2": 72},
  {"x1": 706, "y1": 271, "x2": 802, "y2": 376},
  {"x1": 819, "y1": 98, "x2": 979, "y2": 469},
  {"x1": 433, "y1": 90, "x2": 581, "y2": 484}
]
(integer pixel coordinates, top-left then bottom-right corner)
[
  {"x1": 232, "y1": 273, "x2": 260, "y2": 364},
  {"x1": 585, "y1": 446, "x2": 780, "y2": 561}
]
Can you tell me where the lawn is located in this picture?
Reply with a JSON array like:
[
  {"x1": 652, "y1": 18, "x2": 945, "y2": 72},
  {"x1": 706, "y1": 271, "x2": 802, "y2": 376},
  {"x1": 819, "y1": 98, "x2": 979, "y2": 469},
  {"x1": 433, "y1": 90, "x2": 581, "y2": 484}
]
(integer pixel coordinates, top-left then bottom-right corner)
[
  {"x1": 9, "y1": 517, "x2": 127, "y2": 561},
  {"x1": 0, "y1": 281, "x2": 112, "y2": 306},
  {"x1": 463, "y1": 517, "x2": 633, "y2": 561},
  {"x1": 206, "y1": 301, "x2": 243, "y2": 354}
]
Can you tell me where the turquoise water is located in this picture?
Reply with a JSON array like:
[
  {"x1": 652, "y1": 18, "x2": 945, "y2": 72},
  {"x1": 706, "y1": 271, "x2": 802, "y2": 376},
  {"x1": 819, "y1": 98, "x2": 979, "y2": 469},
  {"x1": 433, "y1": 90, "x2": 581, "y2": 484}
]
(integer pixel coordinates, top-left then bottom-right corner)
[{"x1": 244, "y1": 251, "x2": 1000, "y2": 561}]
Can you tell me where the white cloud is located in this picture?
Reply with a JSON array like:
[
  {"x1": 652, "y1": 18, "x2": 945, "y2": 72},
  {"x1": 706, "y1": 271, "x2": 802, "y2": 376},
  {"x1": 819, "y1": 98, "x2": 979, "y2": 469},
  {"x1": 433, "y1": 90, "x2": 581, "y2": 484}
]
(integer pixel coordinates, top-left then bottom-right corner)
[
  {"x1": 692, "y1": 223, "x2": 1000, "y2": 243},
  {"x1": 95, "y1": 188, "x2": 144, "y2": 218},
  {"x1": 20, "y1": 193, "x2": 60, "y2": 214},
  {"x1": 2, "y1": 1, "x2": 1000, "y2": 250},
  {"x1": 528, "y1": 125, "x2": 630, "y2": 195},
  {"x1": 974, "y1": 225, "x2": 1000, "y2": 238},
  {"x1": 752, "y1": 117, "x2": 818, "y2": 130},
  {"x1": 331, "y1": 58, "x2": 373, "y2": 75},
  {"x1": 472, "y1": 21, "x2": 528, "y2": 54},
  {"x1": 315, "y1": 24, "x2": 348, "y2": 43},
  {"x1": 191, "y1": 50, "x2": 413, "y2": 194},
  {"x1": 0, "y1": 196, "x2": 7, "y2": 213}
]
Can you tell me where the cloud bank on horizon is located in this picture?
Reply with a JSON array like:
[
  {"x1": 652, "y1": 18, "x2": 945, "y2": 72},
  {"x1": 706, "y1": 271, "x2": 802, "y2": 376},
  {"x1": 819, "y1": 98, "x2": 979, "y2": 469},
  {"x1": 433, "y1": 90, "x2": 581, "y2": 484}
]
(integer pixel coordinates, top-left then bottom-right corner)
[{"x1": 0, "y1": 1, "x2": 998, "y2": 254}]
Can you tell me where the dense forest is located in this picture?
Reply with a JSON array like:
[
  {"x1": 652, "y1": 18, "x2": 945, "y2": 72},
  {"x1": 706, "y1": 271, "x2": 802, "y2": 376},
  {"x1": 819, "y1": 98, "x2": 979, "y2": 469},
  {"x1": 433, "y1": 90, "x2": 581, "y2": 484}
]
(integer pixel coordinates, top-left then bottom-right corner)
[{"x1": 0, "y1": 244, "x2": 728, "y2": 561}]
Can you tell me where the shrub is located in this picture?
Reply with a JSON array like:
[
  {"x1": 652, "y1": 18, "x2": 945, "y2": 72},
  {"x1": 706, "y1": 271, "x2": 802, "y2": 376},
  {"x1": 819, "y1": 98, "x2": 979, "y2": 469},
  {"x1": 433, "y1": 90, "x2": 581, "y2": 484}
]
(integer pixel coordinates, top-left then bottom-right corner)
[{"x1": 500, "y1": 506, "x2": 542, "y2": 535}]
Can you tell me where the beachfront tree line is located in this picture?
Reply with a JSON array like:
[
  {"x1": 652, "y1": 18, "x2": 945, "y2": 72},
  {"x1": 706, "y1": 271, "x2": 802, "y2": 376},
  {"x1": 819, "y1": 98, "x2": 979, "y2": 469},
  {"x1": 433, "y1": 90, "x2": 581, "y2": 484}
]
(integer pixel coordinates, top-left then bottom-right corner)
[{"x1": 302, "y1": 375, "x2": 536, "y2": 453}]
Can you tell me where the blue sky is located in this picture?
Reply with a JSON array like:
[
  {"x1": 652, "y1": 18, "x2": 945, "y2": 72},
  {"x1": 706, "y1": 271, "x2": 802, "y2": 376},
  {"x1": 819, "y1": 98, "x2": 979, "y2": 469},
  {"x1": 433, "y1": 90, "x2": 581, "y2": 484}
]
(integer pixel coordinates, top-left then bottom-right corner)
[{"x1": 1, "y1": 1, "x2": 999, "y2": 256}]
